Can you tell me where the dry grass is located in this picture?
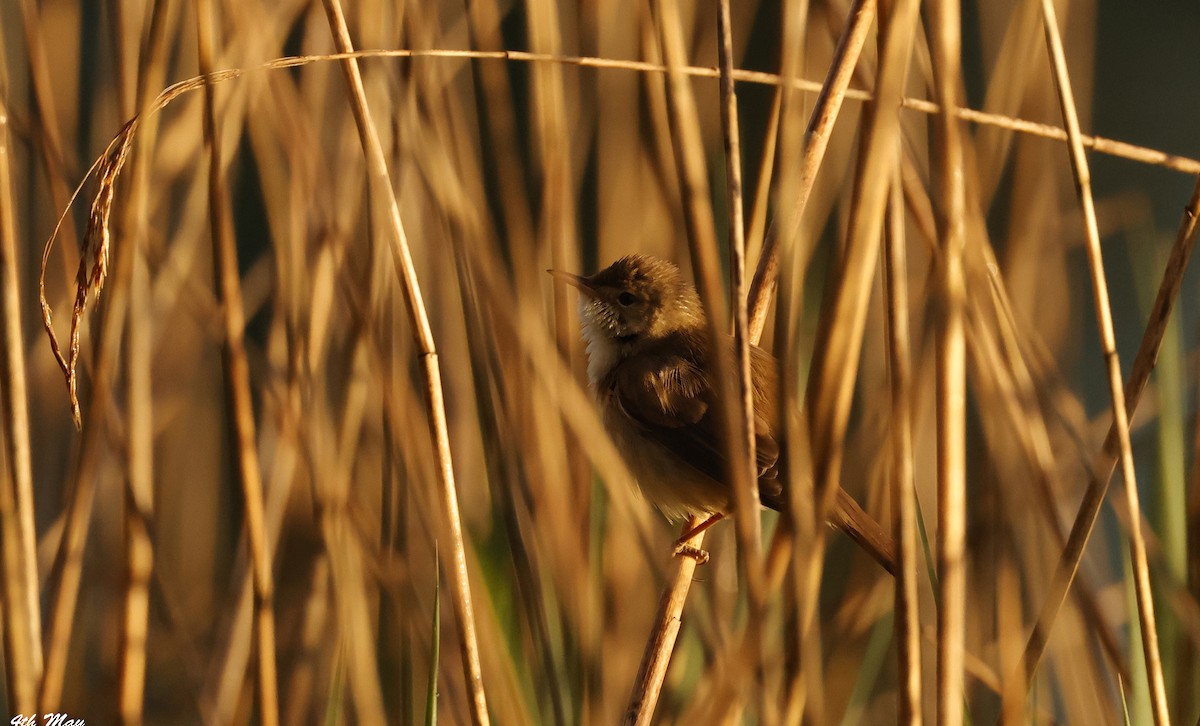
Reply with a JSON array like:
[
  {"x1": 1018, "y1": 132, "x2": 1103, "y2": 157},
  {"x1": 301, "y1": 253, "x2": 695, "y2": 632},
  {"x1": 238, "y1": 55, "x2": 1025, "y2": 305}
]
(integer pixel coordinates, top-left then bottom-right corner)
[{"x1": 2, "y1": 0, "x2": 1200, "y2": 723}]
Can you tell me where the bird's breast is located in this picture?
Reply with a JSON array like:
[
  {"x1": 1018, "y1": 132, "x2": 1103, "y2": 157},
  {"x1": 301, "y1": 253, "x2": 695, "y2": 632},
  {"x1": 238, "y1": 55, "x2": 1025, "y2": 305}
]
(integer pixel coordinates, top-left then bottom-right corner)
[{"x1": 596, "y1": 388, "x2": 730, "y2": 521}]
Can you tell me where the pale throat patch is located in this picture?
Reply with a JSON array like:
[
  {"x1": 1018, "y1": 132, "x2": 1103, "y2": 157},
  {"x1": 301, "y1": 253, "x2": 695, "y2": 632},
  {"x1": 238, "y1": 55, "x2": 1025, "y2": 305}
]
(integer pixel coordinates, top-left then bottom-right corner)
[{"x1": 581, "y1": 320, "x2": 619, "y2": 389}]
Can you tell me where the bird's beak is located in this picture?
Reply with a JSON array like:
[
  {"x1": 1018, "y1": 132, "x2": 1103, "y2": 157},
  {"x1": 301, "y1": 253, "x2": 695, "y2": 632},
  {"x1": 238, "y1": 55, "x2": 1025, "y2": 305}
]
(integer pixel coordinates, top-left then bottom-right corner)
[{"x1": 547, "y1": 269, "x2": 600, "y2": 298}]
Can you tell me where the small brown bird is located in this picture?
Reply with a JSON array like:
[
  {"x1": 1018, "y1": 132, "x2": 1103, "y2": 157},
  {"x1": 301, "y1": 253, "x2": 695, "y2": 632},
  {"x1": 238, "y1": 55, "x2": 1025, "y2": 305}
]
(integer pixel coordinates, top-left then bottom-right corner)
[{"x1": 550, "y1": 254, "x2": 895, "y2": 573}]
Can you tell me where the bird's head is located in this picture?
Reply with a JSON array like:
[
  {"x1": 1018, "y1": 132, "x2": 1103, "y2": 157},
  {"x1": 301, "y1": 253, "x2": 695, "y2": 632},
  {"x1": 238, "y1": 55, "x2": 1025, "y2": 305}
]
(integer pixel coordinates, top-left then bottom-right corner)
[{"x1": 549, "y1": 254, "x2": 704, "y2": 347}]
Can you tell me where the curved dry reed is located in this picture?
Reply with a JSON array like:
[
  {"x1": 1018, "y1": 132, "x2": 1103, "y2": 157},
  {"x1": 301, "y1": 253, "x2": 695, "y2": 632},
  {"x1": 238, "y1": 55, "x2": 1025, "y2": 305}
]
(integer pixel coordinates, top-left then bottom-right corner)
[{"x1": 38, "y1": 48, "x2": 1200, "y2": 414}]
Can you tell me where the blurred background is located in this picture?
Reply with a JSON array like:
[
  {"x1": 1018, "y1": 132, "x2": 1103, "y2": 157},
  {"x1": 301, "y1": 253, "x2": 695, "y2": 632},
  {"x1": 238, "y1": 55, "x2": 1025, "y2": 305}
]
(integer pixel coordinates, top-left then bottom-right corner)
[{"x1": 1, "y1": 0, "x2": 1199, "y2": 723}]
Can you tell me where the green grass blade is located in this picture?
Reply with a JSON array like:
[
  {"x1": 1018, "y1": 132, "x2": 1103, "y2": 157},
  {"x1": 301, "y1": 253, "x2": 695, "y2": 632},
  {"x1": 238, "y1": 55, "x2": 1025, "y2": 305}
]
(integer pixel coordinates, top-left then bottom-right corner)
[{"x1": 425, "y1": 552, "x2": 441, "y2": 726}]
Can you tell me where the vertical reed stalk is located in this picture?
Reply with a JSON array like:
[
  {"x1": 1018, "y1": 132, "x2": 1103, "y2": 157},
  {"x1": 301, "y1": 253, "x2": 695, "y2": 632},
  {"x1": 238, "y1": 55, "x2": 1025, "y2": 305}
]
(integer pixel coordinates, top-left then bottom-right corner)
[
  {"x1": 39, "y1": 145, "x2": 136, "y2": 718},
  {"x1": 929, "y1": 0, "x2": 968, "y2": 723},
  {"x1": 0, "y1": 92, "x2": 43, "y2": 717},
  {"x1": 14, "y1": 0, "x2": 81, "y2": 281},
  {"x1": 525, "y1": 0, "x2": 579, "y2": 358},
  {"x1": 1026, "y1": 2, "x2": 1169, "y2": 722},
  {"x1": 1016, "y1": 171, "x2": 1200, "y2": 714},
  {"x1": 884, "y1": 165, "x2": 921, "y2": 725},
  {"x1": 747, "y1": 0, "x2": 876, "y2": 341},
  {"x1": 1188, "y1": 384, "x2": 1200, "y2": 720},
  {"x1": 115, "y1": 3, "x2": 173, "y2": 720},
  {"x1": 718, "y1": 0, "x2": 766, "y2": 620},
  {"x1": 625, "y1": 0, "x2": 765, "y2": 719},
  {"x1": 195, "y1": 2, "x2": 280, "y2": 724},
  {"x1": 318, "y1": 2, "x2": 490, "y2": 723},
  {"x1": 118, "y1": 187, "x2": 154, "y2": 726},
  {"x1": 717, "y1": 2, "x2": 770, "y2": 719},
  {"x1": 801, "y1": 0, "x2": 919, "y2": 610},
  {"x1": 623, "y1": 519, "x2": 706, "y2": 726}
]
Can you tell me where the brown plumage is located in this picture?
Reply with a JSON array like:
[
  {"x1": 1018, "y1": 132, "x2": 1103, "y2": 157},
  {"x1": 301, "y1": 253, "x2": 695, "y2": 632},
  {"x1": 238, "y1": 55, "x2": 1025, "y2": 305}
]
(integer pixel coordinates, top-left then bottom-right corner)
[{"x1": 551, "y1": 254, "x2": 895, "y2": 573}]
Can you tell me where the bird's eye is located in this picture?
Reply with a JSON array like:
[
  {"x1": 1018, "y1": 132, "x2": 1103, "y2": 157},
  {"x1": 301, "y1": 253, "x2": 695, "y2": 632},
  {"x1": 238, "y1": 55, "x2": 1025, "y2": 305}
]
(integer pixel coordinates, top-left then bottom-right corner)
[{"x1": 617, "y1": 292, "x2": 637, "y2": 306}]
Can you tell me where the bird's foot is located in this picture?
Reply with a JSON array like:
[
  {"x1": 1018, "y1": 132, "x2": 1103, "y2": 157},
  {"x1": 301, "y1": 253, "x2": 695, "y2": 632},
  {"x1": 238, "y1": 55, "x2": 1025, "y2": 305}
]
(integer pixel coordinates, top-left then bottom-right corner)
[
  {"x1": 670, "y1": 512, "x2": 724, "y2": 565},
  {"x1": 672, "y1": 543, "x2": 710, "y2": 565}
]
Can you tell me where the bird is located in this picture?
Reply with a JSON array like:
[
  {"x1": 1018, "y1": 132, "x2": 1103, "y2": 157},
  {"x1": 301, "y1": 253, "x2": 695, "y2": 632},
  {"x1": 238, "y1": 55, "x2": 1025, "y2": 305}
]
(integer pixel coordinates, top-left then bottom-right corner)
[{"x1": 549, "y1": 253, "x2": 895, "y2": 573}]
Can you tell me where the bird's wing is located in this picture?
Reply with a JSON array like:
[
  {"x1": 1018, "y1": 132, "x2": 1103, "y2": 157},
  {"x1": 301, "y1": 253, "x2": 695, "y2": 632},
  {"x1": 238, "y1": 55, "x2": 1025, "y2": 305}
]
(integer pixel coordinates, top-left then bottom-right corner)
[{"x1": 610, "y1": 350, "x2": 780, "y2": 492}]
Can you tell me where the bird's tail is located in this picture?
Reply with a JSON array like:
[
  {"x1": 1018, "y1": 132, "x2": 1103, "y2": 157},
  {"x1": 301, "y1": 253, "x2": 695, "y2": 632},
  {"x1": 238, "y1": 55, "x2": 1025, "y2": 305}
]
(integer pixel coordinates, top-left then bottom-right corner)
[{"x1": 760, "y1": 485, "x2": 897, "y2": 575}]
